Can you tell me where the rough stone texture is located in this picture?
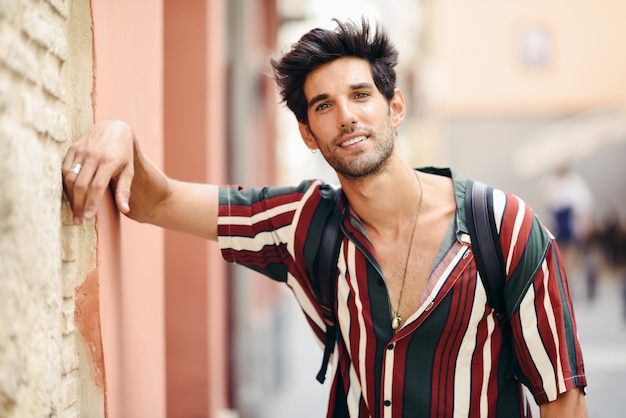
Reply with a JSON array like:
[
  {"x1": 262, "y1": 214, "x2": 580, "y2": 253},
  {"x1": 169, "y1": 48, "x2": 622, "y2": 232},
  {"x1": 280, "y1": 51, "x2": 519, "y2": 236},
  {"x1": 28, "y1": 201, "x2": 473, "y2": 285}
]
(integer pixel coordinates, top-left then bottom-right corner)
[{"x1": 0, "y1": 0, "x2": 103, "y2": 417}]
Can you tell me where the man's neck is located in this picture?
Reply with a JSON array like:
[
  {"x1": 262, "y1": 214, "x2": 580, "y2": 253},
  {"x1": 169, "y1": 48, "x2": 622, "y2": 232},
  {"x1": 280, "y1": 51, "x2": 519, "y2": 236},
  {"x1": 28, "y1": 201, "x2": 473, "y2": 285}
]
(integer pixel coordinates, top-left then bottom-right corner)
[{"x1": 339, "y1": 159, "x2": 421, "y2": 236}]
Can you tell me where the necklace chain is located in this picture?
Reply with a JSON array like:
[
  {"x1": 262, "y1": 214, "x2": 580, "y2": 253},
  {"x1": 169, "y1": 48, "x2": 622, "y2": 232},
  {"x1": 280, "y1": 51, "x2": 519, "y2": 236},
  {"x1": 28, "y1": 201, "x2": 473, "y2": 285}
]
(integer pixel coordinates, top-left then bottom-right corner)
[{"x1": 391, "y1": 171, "x2": 423, "y2": 331}]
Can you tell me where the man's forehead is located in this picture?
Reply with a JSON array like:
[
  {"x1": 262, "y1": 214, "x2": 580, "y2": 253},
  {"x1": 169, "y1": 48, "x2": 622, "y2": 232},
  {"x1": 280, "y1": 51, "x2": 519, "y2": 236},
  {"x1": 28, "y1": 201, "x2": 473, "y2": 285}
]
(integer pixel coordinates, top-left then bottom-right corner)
[{"x1": 304, "y1": 57, "x2": 374, "y2": 96}]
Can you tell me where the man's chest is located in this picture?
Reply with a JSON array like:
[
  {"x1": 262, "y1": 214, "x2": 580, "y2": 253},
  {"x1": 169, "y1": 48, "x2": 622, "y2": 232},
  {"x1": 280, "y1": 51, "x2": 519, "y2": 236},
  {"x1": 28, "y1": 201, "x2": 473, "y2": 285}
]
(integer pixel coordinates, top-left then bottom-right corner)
[
  {"x1": 367, "y1": 214, "x2": 456, "y2": 329},
  {"x1": 335, "y1": 225, "x2": 468, "y2": 338}
]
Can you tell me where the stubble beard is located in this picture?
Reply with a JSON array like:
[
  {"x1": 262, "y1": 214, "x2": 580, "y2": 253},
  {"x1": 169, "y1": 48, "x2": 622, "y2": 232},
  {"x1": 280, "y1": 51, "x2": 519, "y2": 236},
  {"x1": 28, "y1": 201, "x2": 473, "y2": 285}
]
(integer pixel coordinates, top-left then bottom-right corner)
[{"x1": 315, "y1": 118, "x2": 395, "y2": 182}]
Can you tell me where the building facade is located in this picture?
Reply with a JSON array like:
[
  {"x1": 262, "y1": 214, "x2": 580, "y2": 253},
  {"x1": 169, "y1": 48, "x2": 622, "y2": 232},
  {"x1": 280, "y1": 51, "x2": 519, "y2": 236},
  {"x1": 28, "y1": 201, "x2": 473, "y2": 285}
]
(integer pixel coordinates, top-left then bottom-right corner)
[{"x1": 1, "y1": 0, "x2": 279, "y2": 417}]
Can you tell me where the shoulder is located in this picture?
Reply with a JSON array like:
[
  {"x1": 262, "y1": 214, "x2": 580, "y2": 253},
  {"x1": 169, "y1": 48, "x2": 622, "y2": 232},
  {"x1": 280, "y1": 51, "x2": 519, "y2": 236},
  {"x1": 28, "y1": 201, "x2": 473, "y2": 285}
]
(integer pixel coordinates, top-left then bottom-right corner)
[
  {"x1": 457, "y1": 173, "x2": 552, "y2": 270},
  {"x1": 490, "y1": 187, "x2": 550, "y2": 248},
  {"x1": 218, "y1": 179, "x2": 338, "y2": 208}
]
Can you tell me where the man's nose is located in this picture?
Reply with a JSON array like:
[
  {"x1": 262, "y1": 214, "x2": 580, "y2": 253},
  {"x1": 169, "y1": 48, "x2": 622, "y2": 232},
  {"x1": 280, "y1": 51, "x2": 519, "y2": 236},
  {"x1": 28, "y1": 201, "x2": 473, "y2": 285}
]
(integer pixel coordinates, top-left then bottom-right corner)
[{"x1": 337, "y1": 100, "x2": 357, "y2": 128}]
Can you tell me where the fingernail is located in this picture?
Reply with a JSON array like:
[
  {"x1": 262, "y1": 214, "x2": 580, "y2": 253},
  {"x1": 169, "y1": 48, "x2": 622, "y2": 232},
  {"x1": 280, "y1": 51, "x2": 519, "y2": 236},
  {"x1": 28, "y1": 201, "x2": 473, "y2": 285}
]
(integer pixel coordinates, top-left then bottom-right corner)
[
  {"x1": 84, "y1": 210, "x2": 94, "y2": 219},
  {"x1": 73, "y1": 217, "x2": 81, "y2": 225}
]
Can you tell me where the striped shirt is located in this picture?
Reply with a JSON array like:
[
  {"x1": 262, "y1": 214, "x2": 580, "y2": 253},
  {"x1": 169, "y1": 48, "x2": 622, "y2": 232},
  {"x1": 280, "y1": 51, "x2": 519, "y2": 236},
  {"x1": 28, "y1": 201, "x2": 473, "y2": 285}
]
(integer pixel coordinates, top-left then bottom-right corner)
[{"x1": 217, "y1": 167, "x2": 587, "y2": 418}]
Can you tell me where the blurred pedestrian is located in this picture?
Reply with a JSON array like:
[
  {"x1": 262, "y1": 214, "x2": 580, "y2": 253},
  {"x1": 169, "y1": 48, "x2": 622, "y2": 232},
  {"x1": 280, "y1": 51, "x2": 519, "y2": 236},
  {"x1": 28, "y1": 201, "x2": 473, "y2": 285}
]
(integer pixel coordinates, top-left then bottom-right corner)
[{"x1": 540, "y1": 166, "x2": 595, "y2": 299}]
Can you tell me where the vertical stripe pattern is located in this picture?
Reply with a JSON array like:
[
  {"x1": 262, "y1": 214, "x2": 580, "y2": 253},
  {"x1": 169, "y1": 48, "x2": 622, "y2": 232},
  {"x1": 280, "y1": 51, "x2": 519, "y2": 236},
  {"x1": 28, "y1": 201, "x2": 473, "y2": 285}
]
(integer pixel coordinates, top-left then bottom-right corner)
[{"x1": 217, "y1": 168, "x2": 587, "y2": 417}]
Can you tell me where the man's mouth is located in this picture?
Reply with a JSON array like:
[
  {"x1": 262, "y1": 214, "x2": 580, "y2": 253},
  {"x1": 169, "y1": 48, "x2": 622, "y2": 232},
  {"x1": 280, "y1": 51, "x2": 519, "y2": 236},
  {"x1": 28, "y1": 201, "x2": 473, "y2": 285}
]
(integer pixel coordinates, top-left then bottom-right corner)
[{"x1": 340, "y1": 135, "x2": 367, "y2": 147}]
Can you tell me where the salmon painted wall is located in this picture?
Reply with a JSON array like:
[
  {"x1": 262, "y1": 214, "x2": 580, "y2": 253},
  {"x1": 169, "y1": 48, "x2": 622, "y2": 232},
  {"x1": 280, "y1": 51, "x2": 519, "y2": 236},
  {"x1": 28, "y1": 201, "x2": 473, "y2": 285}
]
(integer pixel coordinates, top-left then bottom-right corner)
[
  {"x1": 90, "y1": 0, "x2": 232, "y2": 416},
  {"x1": 163, "y1": 0, "x2": 230, "y2": 416},
  {"x1": 90, "y1": 1, "x2": 166, "y2": 417}
]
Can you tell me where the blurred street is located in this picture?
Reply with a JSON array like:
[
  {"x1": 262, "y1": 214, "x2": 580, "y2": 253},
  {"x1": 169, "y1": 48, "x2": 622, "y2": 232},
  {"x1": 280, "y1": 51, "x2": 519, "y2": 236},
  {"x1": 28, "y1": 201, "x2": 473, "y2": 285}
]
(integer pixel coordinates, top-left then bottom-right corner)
[
  {"x1": 571, "y1": 267, "x2": 626, "y2": 417},
  {"x1": 257, "y1": 264, "x2": 626, "y2": 418},
  {"x1": 256, "y1": 293, "x2": 330, "y2": 418}
]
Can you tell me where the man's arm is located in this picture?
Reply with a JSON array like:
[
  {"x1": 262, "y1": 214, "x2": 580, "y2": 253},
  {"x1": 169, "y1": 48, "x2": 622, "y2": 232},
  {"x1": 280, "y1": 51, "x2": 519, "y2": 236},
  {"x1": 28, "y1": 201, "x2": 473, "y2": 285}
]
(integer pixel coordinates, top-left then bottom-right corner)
[
  {"x1": 539, "y1": 388, "x2": 587, "y2": 418},
  {"x1": 62, "y1": 120, "x2": 219, "y2": 240}
]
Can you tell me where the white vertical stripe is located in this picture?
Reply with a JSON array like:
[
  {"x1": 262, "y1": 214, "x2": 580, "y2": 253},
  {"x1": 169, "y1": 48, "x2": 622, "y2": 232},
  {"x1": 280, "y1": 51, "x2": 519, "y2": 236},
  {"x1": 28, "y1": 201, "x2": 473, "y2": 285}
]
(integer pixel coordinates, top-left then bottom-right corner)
[
  {"x1": 540, "y1": 261, "x2": 566, "y2": 395},
  {"x1": 382, "y1": 348, "x2": 395, "y2": 418},
  {"x1": 505, "y1": 196, "x2": 526, "y2": 275},
  {"x1": 519, "y1": 279, "x2": 557, "y2": 400},
  {"x1": 336, "y1": 245, "x2": 352, "y2": 359},
  {"x1": 453, "y1": 281, "x2": 489, "y2": 416},
  {"x1": 336, "y1": 243, "x2": 364, "y2": 415},
  {"x1": 347, "y1": 364, "x2": 363, "y2": 417},
  {"x1": 492, "y1": 189, "x2": 506, "y2": 233},
  {"x1": 339, "y1": 241, "x2": 371, "y2": 411},
  {"x1": 479, "y1": 310, "x2": 496, "y2": 418}
]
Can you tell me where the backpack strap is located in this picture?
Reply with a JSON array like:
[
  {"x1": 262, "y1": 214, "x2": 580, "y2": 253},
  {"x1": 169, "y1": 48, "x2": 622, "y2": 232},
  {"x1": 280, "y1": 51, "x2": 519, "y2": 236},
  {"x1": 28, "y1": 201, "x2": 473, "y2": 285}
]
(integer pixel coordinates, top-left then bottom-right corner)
[
  {"x1": 465, "y1": 180, "x2": 508, "y2": 326},
  {"x1": 316, "y1": 194, "x2": 343, "y2": 384}
]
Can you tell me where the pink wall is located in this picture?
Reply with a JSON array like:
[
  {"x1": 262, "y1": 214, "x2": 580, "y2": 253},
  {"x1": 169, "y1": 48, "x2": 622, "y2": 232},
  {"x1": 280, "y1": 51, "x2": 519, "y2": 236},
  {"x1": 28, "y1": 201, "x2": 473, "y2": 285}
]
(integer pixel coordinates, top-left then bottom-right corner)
[
  {"x1": 91, "y1": 0, "x2": 231, "y2": 416},
  {"x1": 163, "y1": 0, "x2": 229, "y2": 416},
  {"x1": 90, "y1": 1, "x2": 166, "y2": 417}
]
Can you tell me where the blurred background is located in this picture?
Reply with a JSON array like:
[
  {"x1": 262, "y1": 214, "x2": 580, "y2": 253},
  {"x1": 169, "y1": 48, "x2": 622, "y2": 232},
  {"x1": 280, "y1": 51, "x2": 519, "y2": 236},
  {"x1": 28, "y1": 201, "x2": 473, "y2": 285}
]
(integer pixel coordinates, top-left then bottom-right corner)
[{"x1": 2, "y1": 0, "x2": 624, "y2": 417}]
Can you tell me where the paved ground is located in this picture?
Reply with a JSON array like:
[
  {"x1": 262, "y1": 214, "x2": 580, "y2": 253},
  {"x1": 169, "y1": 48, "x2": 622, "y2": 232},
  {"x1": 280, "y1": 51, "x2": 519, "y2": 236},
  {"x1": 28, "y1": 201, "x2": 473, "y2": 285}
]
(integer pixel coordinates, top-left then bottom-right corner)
[
  {"x1": 258, "y1": 266, "x2": 626, "y2": 418},
  {"x1": 256, "y1": 293, "x2": 329, "y2": 418},
  {"x1": 569, "y1": 269, "x2": 626, "y2": 417}
]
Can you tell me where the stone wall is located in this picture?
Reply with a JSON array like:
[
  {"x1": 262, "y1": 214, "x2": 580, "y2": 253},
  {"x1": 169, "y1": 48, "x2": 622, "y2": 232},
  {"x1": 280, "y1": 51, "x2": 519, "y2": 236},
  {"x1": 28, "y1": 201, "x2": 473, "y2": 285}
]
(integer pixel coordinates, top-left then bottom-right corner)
[{"x1": 0, "y1": 0, "x2": 104, "y2": 416}]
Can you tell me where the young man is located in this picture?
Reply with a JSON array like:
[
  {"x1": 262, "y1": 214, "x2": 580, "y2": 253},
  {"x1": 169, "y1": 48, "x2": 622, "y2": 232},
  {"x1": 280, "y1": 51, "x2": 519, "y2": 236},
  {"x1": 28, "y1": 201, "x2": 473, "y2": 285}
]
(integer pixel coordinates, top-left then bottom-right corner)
[{"x1": 63, "y1": 19, "x2": 587, "y2": 418}]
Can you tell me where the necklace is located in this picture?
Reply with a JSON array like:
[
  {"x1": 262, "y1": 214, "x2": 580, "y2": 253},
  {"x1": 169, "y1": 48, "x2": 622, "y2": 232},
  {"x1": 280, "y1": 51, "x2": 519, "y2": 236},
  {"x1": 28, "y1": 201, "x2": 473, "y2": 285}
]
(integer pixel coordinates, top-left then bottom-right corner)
[{"x1": 391, "y1": 171, "x2": 423, "y2": 331}]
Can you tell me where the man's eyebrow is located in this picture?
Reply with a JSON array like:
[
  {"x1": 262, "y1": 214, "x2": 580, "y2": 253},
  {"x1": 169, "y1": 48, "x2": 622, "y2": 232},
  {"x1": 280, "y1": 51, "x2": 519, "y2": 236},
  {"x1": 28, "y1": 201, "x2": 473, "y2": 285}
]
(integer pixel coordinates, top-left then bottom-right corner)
[
  {"x1": 307, "y1": 82, "x2": 375, "y2": 109},
  {"x1": 308, "y1": 93, "x2": 329, "y2": 109},
  {"x1": 350, "y1": 82, "x2": 374, "y2": 91}
]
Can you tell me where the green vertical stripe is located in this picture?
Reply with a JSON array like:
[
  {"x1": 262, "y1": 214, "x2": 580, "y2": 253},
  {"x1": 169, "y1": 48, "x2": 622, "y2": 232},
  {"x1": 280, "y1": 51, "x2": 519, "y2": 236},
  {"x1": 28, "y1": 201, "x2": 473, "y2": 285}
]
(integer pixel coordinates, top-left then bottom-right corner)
[
  {"x1": 551, "y1": 242, "x2": 579, "y2": 378},
  {"x1": 505, "y1": 216, "x2": 550, "y2": 316}
]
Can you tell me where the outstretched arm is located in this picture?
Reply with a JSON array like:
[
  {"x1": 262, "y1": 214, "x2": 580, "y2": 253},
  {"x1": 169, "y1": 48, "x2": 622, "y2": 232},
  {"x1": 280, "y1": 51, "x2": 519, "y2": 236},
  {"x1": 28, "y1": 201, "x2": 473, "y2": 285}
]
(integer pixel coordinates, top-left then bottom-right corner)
[{"x1": 62, "y1": 120, "x2": 219, "y2": 240}]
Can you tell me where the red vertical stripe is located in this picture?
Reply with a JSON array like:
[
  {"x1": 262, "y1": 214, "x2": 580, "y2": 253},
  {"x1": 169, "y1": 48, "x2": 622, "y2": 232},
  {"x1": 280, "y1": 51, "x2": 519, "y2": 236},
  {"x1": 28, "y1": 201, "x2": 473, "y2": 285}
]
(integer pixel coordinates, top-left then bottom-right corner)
[{"x1": 430, "y1": 267, "x2": 478, "y2": 417}]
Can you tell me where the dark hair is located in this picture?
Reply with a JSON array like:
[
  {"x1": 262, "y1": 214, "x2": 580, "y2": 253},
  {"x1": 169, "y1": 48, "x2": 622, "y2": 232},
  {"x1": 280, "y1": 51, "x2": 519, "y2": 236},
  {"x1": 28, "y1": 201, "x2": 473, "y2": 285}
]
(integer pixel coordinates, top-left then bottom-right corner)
[{"x1": 270, "y1": 18, "x2": 399, "y2": 124}]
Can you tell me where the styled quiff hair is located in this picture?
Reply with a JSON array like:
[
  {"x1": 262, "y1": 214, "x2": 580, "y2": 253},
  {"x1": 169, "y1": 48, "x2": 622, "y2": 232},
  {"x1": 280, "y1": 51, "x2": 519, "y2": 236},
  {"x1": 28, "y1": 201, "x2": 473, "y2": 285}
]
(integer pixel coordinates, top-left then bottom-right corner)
[{"x1": 270, "y1": 18, "x2": 399, "y2": 124}]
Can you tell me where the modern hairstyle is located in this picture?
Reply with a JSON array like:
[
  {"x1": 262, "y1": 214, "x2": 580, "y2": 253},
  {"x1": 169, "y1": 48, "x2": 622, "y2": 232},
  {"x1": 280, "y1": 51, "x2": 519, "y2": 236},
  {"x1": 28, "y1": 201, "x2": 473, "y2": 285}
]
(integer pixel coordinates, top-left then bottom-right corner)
[{"x1": 270, "y1": 18, "x2": 399, "y2": 124}]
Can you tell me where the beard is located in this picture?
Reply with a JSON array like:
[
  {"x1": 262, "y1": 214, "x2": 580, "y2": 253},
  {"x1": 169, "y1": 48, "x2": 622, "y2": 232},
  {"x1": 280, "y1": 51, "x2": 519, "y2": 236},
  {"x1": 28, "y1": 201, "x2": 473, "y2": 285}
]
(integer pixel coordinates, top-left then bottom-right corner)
[{"x1": 313, "y1": 117, "x2": 396, "y2": 181}]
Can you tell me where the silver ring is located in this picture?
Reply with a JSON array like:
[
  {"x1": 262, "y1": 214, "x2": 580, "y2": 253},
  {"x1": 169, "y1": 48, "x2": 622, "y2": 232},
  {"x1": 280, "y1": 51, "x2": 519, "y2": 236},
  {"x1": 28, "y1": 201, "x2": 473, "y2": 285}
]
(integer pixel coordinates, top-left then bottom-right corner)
[{"x1": 69, "y1": 163, "x2": 82, "y2": 175}]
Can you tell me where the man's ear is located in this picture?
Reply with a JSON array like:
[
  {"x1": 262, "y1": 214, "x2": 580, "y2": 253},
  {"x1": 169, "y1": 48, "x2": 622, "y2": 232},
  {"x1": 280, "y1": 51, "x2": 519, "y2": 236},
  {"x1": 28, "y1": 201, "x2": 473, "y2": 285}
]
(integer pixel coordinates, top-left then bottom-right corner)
[
  {"x1": 298, "y1": 122, "x2": 318, "y2": 151},
  {"x1": 390, "y1": 89, "x2": 406, "y2": 128}
]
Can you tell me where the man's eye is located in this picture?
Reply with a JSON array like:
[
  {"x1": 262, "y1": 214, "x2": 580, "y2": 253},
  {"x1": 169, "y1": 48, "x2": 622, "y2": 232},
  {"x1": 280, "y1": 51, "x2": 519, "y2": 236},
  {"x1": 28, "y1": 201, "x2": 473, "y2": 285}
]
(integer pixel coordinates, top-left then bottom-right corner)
[
  {"x1": 315, "y1": 103, "x2": 331, "y2": 111},
  {"x1": 355, "y1": 92, "x2": 370, "y2": 100}
]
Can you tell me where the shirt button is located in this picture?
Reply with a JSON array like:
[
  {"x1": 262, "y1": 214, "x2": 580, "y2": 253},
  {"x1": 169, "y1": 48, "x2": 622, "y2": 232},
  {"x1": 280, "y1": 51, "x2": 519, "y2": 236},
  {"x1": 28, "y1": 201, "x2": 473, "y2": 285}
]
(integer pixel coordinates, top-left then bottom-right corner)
[
  {"x1": 384, "y1": 400, "x2": 391, "y2": 407},
  {"x1": 387, "y1": 344, "x2": 394, "y2": 350}
]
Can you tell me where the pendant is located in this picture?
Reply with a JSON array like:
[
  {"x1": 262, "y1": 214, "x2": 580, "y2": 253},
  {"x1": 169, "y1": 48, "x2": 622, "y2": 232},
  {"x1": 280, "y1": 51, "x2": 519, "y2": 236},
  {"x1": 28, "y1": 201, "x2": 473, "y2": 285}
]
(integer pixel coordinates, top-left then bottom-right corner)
[{"x1": 391, "y1": 314, "x2": 402, "y2": 330}]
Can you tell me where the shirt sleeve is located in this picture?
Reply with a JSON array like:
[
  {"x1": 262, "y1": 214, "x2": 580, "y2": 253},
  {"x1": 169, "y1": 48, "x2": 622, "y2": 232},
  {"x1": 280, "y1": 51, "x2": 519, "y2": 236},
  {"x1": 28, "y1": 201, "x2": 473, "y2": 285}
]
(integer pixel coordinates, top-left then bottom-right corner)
[
  {"x1": 497, "y1": 191, "x2": 587, "y2": 405},
  {"x1": 217, "y1": 179, "x2": 338, "y2": 347},
  {"x1": 217, "y1": 179, "x2": 334, "y2": 284},
  {"x1": 216, "y1": 181, "x2": 304, "y2": 281}
]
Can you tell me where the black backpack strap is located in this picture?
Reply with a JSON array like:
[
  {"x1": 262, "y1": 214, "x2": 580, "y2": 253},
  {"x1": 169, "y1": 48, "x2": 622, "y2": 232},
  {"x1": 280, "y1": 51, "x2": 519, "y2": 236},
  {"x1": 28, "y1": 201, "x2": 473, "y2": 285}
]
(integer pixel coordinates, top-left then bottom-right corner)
[
  {"x1": 316, "y1": 194, "x2": 343, "y2": 384},
  {"x1": 465, "y1": 180, "x2": 508, "y2": 326}
]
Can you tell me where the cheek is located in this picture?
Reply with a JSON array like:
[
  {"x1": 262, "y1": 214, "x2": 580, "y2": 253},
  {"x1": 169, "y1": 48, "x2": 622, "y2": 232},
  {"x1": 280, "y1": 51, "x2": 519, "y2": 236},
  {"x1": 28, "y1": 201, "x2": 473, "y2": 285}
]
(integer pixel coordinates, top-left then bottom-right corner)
[{"x1": 307, "y1": 117, "x2": 333, "y2": 138}]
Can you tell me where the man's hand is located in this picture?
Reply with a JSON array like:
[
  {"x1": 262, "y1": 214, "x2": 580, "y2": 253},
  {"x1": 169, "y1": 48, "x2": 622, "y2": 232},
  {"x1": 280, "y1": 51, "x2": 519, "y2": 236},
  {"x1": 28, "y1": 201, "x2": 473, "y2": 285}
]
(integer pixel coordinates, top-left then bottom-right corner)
[
  {"x1": 62, "y1": 120, "x2": 219, "y2": 240},
  {"x1": 62, "y1": 120, "x2": 135, "y2": 224}
]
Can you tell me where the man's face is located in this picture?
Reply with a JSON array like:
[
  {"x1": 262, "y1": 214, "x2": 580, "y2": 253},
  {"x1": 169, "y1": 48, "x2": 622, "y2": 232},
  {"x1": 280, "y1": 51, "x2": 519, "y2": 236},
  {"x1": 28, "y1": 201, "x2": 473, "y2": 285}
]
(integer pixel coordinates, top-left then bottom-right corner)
[{"x1": 299, "y1": 57, "x2": 404, "y2": 180}]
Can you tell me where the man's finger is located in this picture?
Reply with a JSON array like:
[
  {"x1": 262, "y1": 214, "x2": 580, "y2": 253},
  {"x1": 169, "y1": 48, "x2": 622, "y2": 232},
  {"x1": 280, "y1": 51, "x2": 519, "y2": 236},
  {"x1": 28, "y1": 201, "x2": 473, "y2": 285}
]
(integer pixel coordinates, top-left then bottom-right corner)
[
  {"x1": 113, "y1": 167, "x2": 133, "y2": 214},
  {"x1": 61, "y1": 147, "x2": 78, "y2": 176},
  {"x1": 68, "y1": 160, "x2": 97, "y2": 223},
  {"x1": 83, "y1": 162, "x2": 121, "y2": 220}
]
